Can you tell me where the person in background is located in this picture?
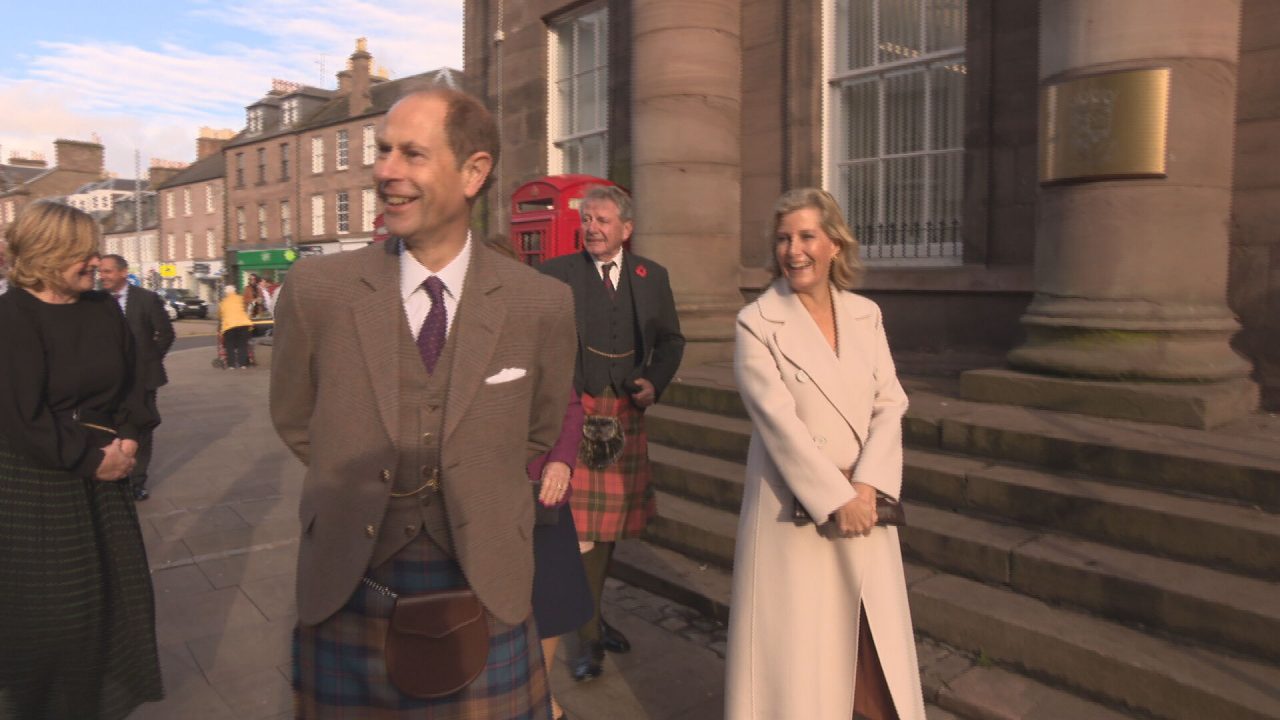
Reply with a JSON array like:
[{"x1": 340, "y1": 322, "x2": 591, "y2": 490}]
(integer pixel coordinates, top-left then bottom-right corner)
[
  {"x1": 724, "y1": 188, "x2": 925, "y2": 720},
  {"x1": 97, "y1": 254, "x2": 174, "y2": 501},
  {"x1": 538, "y1": 184, "x2": 685, "y2": 682},
  {"x1": 219, "y1": 284, "x2": 254, "y2": 369},
  {"x1": 0, "y1": 200, "x2": 163, "y2": 718}
]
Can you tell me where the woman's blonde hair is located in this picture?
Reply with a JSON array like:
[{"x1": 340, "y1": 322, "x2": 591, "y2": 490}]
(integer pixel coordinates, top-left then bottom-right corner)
[
  {"x1": 768, "y1": 188, "x2": 863, "y2": 291},
  {"x1": 5, "y1": 201, "x2": 101, "y2": 292}
]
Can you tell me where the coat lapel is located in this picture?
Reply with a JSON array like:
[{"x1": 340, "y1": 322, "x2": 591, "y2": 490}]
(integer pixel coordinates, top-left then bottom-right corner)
[
  {"x1": 760, "y1": 281, "x2": 872, "y2": 446},
  {"x1": 352, "y1": 240, "x2": 405, "y2": 442},
  {"x1": 443, "y1": 244, "x2": 506, "y2": 444}
]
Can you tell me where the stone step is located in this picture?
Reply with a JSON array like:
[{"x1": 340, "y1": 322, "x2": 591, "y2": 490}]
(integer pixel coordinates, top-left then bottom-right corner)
[
  {"x1": 901, "y1": 504, "x2": 1280, "y2": 661},
  {"x1": 658, "y1": 374, "x2": 1280, "y2": 510},
  {"x1": 644, "y1": 491, "x2": 1280, "y2": 662},
  {"x1": 651, "y1": 435, "x2": 1280, "y2": 581},
  {"x1": 911, "y1": 572, "x2": 1280, "y2": 720},
  {"x1": 646, "y1": 404, "x2": 752, "y2": 463},
  {"x1": 905, "y1": 449, "x2": 1280, "y2": 580},
  {"x1": 611, "y1": 539, "x2": 1140, "y2": 720}
]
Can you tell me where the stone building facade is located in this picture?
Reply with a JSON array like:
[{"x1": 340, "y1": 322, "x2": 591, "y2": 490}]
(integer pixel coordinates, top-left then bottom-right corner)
[
  {"x1": 0, "y1": 140, "x2": 106, "y2": 242},
  {"x1": 221, "y1": 39, "x2": 458, "y2": 286},
  {"x1": 465, "y1": 0, "x2": 1280, "y2": 411},
  {"x1": 155, "y1": 130, "x2": 233, "y2": 300}
]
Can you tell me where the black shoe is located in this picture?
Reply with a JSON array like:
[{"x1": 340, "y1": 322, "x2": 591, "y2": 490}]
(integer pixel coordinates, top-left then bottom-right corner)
[
  {"x1": 571, "y1": 642, "x2": 605, "y2": 682},
  {"x1": 601, "y1": 620, "x2": 631, "y2": 654},
  {"x1": 133, "y1": 486, "x2": 150, "y2": 501}
]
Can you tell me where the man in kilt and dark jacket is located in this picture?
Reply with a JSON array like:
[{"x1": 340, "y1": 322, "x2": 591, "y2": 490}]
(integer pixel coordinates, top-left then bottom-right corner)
[
  {"x1": 270, "y1": 88, "x2": 577, "y2": 718},
  {"x1": 538, "y1": 184, "x2": 685, "y2": 681}
]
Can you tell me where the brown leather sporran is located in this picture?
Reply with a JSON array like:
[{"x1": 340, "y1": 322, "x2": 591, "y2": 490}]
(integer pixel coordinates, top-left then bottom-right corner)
[{"x1": 383, "y1": 589, "x2": 490, "y2": 698}]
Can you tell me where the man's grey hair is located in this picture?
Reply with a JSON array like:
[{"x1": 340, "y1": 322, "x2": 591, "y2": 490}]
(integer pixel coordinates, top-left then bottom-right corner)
[
  {"x1": 100, "y1": 254, "x2": 128, "y2": 270},
  {"x1": 581, "y1": 185, "x2": 633, "y2": 225}
]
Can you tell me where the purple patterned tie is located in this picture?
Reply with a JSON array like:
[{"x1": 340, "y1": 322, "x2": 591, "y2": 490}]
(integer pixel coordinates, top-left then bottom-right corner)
[{"x1": 417, "y1": 276, "x2": 447, "y2": 374}]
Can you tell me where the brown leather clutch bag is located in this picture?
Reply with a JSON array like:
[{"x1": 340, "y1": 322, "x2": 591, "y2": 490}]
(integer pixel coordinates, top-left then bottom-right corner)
[{"x1": 791, "y1": 492, "x2": 906, "y2": 528}]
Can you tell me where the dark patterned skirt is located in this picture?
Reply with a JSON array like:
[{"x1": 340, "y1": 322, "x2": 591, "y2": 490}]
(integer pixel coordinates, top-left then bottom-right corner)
[
  {"x1": 571, "y1": 393, "x2": 656, "y2": 541},
  {"x1": 293, "y1": 535, "x2": 551, "y2": 719},
  {"x1": 0, "y1": 438, "x2": 163, "y2": 720}
]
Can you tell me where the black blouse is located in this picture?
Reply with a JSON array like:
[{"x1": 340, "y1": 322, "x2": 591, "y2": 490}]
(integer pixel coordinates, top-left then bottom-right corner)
[{"x1": 0, "y1": 288, "x2": 156, "y2": 479}]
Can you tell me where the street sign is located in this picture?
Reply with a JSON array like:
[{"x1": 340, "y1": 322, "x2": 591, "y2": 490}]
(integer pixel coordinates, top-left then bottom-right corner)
[
  {"x1": 127, "y1": 273, "x2": 140, "y2": 286},
  {"x1": 193, "y1": 263, "x2": 210, "y2": 274},
  {"x1": 159, "y1": 263, "x2": 178, "y2": 278}
]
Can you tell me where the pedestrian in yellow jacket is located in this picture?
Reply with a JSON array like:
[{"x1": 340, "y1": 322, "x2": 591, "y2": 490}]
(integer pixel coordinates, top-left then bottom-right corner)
[{"x1": 219, "y1": 286, "x2": 254, "y2": 369}]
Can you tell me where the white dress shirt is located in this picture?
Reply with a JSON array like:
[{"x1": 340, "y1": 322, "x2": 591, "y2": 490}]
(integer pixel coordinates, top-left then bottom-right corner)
[
  {"x1": 400, "y1": 234, "x2": 472, "y2": 340},
  {"x1": 592, "y1": 248, "x2": 623, "y2": 288},
  {"x1": 112, "y1": 286, "x2": 129, "y2": 316}
]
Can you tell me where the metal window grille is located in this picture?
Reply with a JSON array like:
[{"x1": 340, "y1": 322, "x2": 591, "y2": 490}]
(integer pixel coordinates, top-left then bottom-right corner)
[
  {"x1": 311, "y1": 195, "x2": 325, "y2": 235},
  {"x1": 337, "y1": 130, "x2": 350, "y2": 170},
  {"x1": 550, "y1": 4, "x2": 609, "y2": 177},
  {"x1": 337, "y1": 191, "x2": 350, "y2": 234},
  {"x1": 831, "y1": 0, "x2": 966, "y2": 265}
]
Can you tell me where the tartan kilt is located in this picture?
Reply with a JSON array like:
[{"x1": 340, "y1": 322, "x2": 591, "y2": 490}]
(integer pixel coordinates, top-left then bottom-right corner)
[
  {"x1": 0, "y1": 438, "x2": 163, "y2": 720},
  {"x1": 570, "y1": 392, "x2": 656, "y2": 542},
  {"x1": 293, "y1": 535, "x2": 550, "y2": 720}
]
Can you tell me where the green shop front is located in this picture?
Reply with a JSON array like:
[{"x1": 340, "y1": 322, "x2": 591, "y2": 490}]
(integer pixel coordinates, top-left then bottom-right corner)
[{"x1": 230, "y1": 247, "x2": 300, "y2": 289}]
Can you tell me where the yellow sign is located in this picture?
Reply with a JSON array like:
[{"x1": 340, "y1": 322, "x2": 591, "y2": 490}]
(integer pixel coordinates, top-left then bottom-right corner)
[
  {"x1": 1040, "y1": 67, "x2": 1170, "y2": 184},
  {"x1": 158, "y1": 263, "x2": 178, "y2": 278}
]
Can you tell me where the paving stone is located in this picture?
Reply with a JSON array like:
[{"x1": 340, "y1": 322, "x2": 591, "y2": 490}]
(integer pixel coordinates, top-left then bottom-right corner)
[
  {"x1": 150, "y1": 504, "x2": 250, "y2": 542},
  {"x1": 209, "y1": 664, "x2": 295, "y2": 719},
  {"x1": 151, "y1": 563, "x2": 216, "y2": 598},
  {"x1": 196, "y1": 541, "x2": 298, "y2": 589},
  {"x1": 239, "y1": 572, "x2": 298, "y2": 623},
  {"x1": 154, "y1": 586, "x2": 271, "y2": 646},
  {"x1": 187, "y1": 619, "x2": 295, "y2": 680}
]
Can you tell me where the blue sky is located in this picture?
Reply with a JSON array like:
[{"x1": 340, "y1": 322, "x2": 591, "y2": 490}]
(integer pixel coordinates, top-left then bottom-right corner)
[{"x1": 0, "y1": 0, "x2": 463, "y2": 176}]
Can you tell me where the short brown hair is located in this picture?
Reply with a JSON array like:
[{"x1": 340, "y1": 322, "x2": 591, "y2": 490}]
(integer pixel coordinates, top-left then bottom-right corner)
[
  {"x1": 396, "y1": 86, "x2": 500, "y2": 196},
  {"x1": 768, "y1": 188, "x2": 863, "y2": 291},
  {"x1": 5, "y1": 201, "x2": 100, "y2": 293}
]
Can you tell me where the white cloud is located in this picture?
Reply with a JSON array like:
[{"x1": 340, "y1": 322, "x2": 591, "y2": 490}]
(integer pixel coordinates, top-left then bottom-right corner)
[{"x1": 3, "y1": 0, "x2": 462, "y2": 177}]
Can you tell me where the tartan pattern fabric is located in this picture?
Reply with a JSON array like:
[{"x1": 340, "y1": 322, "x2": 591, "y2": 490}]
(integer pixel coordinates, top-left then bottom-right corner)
[
  {"x1": 570, "y1": 393, "x2": 656, "y2": 541},
  {"x1": 0, "y1": 439, "x2": 163, "y2": 720},
  {"x1": 293, "y1": 535, "x2": 550, "y2": 719}
]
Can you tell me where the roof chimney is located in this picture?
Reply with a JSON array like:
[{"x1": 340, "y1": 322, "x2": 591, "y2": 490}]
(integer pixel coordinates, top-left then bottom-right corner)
[
  {"x1": 6, "y1": 151, "x2": 47, "y2": 168},
  {"x1": 196, "y1": 127, "x2": 235, "y2": 160},
  {"x1": 148, "y1": 160, "x2": 186, "y2": 188},
  {"x1": 53, "y1": 139, "x2": 105, "y2": 175},
  {"x1": 349, "y1": 38, "x2": 374, "y2": 115}
]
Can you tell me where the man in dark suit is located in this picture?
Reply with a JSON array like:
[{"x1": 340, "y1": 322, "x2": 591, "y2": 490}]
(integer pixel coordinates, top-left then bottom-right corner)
[
  {"x1": 538, "y1": 185, "x2": 685, "y2": 681},
  {"x1": 270, "y1": 88, "x2": 577, "y2": 718},
  {"x1": 98, "y1": 254, "x2": 174, "y2": 501}
]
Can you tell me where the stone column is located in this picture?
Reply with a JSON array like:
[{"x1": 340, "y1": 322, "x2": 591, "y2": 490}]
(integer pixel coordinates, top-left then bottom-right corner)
[
  {"x1": 963, "y1": 0, "x2": 1258, "y2": 428},
  {"x1": 631, "y1": 0, "x2": 743, "y2": 365}
]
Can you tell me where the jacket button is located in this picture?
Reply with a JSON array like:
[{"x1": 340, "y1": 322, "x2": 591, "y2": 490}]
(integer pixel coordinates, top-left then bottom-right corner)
[
  {"x1": 422, "y1": 432, "x2": 433, "y2": 442},
  {"x1": 403, "y1": 524, "x2": 416, "y2": 537},
  {"x1": 380, "y1": 469, "x2": 391, "y2": 483},
  {"x1": 364, "y1": 524, "x2": 376, "y2": 538}
]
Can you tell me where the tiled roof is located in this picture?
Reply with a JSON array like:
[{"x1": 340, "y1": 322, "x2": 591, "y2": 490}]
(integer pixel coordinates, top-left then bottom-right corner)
[
  {"x1": 0, "y1": 163, "x2": 48, "y2": 190},
  {"x1": 72, "y1": 178, "x2": 149, "y2": 194},
  {"x1": 156, "y1": 152, "x2": 226, "y2": 189}
]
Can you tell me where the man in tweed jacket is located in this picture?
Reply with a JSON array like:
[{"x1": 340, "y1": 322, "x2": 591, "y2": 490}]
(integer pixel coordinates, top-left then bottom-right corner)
[{"x1": 271, "y1": 88, "x2": 576, "y2": 717}]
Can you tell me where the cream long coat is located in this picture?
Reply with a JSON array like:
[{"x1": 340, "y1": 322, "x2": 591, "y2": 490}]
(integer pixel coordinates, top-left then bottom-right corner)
[{"x1": 724, "y1": 281, "x2": 926, "y2": 720}]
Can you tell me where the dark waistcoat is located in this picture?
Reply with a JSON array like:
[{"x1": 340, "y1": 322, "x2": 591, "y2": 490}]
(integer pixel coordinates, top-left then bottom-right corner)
[
  {"x1": 581, "y1": 266, "x2": 640, "y2": 397},
  {"x1": 369, "y1": 320, "x2": 459, "y2": 568}
]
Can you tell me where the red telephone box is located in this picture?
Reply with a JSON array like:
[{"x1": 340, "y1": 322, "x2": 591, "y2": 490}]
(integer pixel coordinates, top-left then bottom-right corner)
[{"x1": 509, "y1": 174, "x2": 622, "y2": 265}]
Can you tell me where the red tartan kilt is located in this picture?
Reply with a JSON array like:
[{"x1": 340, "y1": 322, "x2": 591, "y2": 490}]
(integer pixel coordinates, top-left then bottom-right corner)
[{"x1": 570, "y1": 393, "x2": 656, "y2": 541}]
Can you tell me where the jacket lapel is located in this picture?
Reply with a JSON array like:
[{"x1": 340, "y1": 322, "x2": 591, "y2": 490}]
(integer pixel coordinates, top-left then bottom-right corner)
[
  {"x1": 352, "y1": 240, "x2": 405, "y2": 442},
  {"x1": 443, "y1": 244, "x2": 506, "y2": 444},
  {"x1": 760, "y1": 281, "x2": 870, "y2": 446}
]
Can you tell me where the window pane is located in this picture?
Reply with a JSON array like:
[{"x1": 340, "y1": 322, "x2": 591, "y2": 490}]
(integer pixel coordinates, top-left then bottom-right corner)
[
  {"x1": 557, "y1": 79, "x2": 575, "y2": 137},
  {"x1": 929, "y1": 61, "x2": 965, "y2": 151},
  {"x1": 883, "y1": 155, "x2": 924, "y2": 256},
  {"x1": 843, "y1": 0, "x2": 876, "y2": 71},
  {"x1": 879, "y1": 0, "x2": 922, "y2": 64},
  {"x1": 580, "y1": 134, "x2": 606, "y2": 177},
  {"x1": 841, "y1": 80, "x2": 878, "y2": 160},
  {"x1": 577, "y1": 15, "x2": 598, "y2": 73},
  {"x1": 926, "y1": 0, "x2": 966, "y2": 52},
  {"x1": 575, "y1": 71, "x2": 599, "y2": 136},
  {"x1": 840, "y1": 162, "x2": 879, "y2": 250},
  {"x1": 884, "y1": 68, "x2": 924, "y2": 154},
  {"x1": 557, "y1": 24, "x2": 575, "y2": 78}
]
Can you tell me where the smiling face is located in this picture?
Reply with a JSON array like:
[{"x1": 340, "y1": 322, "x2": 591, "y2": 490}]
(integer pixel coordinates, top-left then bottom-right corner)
[
  {"x1": 97, "y1": 256, "x2": 128, "y2": 293},
  {"x1": 60, "y1": 253, "x2": 100, "y2": 296},
  {"x1": 774, "y1": 207, "x2": 840, "y2": 297},
  {"x1": 581, "y1": 198, "x2": 632, "y2": 263},
  {"x1": 372, "y1": 93, "x2": 491, "y2": 249}
]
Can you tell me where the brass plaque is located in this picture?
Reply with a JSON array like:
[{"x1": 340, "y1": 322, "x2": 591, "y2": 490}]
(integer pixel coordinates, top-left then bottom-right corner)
[{"x1": 1040, "y1": 67, "x2": 1170, "y2": 184}]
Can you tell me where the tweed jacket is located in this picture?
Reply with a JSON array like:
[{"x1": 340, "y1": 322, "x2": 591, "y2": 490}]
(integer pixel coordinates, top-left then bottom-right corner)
[
  {"x1": 538, "y1": 249, "x2": 684, "y2": 402},
  {"x1": 270, "y1": 239, "x2": 577, "y2": 626},
  {"x1": 122, "y1": 285, "x2": 175, "y2": 390}
]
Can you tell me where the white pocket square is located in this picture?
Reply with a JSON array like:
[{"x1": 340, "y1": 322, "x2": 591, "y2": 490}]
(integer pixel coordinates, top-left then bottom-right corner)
[{"x1": 485, "y1": 367, "x2": 527, "y2": 384}]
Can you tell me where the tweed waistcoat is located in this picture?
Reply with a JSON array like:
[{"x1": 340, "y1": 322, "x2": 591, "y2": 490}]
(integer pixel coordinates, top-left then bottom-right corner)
[
  {"x1": 368, "y1": 322, "x2": 459, "y2": 568},
  {"x1": 581, "y1": 266, "x2": 639, "y2": 397}
]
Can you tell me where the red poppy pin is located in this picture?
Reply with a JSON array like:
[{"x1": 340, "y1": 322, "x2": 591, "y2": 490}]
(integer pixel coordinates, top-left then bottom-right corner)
[{"x1": 635, "y1": 264, "x2": 648, "y2": 278}]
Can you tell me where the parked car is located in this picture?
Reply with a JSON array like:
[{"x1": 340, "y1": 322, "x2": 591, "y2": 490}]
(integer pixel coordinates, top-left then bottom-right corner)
[{"x1": 160, "y1": 288, "x2": 210, "y2": 320}]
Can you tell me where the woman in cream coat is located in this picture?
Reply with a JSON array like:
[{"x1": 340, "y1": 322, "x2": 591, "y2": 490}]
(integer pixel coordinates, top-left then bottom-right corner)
[{"x1": 725, "y1": 188, "x2": 925, "y2": 720}]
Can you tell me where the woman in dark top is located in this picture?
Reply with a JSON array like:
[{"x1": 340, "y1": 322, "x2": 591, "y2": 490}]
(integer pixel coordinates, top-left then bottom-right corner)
[{"x1": 0, "y1": 201, "x2": 163, "y2": 719}]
